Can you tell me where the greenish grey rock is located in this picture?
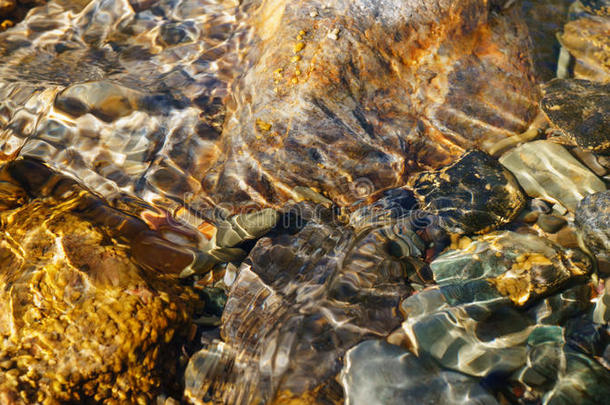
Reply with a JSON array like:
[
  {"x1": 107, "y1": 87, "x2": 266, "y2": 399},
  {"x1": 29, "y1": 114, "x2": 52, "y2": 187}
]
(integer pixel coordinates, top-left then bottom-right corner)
[
  {"x1": 499, "y1": 140, "x2": 606, "y2": 211},
  {"x1": 341, "y1": 340, "x2": 498, "y2": 405},
  {"x1": 400, "y1": 283, "x2": 597, "y2": 381},
  {"x1": 213, "y1": 208, "x2": 280, "y2": 248},
  {"x1": 234, "y1": 208, "x2": 280, "y2": 239},
  {"x1": 430, "y1": 231, "x2": 591, "y2": 306},
  {"x1": 401, "y1": 287, "x2": 533, "y2": 377},
  {"x1": 514, "y1": 322, "x2": 610, "y2": 405}
]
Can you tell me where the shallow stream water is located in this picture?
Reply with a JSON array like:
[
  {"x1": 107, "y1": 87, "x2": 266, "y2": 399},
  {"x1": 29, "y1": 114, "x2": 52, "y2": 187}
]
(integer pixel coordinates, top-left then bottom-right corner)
[{"x1": 0, "y1": 0, "x2": 608, "y2": 404}]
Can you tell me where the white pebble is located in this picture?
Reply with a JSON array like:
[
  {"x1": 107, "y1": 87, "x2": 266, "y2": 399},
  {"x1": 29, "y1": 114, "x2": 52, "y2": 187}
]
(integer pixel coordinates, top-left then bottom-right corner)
[{"x1": 327, "y1": 28, "x2": 340, "y2": 40}]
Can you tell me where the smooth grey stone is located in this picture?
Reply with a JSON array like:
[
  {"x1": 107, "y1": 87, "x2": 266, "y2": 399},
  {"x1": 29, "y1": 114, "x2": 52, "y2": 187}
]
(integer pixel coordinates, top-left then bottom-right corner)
[
  {"x1": 341, "y1": 340, "x2": 498, "y2": 405},
  {"x1": 575, "y1": 191, "x2": 610, "y2": 261},
  {"x1": 500, "y1": 140, "x2": 606, "y2": 211},
  {"x1": 514, "y1": 324, "x2": 610, "y2": 405}
]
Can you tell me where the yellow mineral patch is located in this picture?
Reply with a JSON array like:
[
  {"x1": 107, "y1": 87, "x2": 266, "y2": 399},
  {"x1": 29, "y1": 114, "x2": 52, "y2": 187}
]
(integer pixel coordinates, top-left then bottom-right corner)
[
  {"x1": 488, "y1": 252, "x2": 553, "y2": 305},
  {"x1": 488, "y1": 273, "x2": 531, "y2": 306},
  {"x1": 256, "y1": 119, "x2": 272, "y2": 131},
  {"x1": 457, "y1": 236, "x2": 472, "y2": 250},
  {"x1": 271, "y1": 385, "x2": 342, "y2": 405},
  {"x1": 0, "y1": 19, "x2": 13, "y2": 30}
]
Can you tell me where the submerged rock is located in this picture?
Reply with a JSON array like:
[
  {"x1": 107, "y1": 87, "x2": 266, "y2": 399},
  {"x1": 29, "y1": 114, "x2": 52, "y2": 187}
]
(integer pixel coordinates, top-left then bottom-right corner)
[
  {"x1": 0, "y1": 0, "x2": 240, "y2": 222},
  {"x1": 397, "y1": 280, "x2": 597, "y2": 379},
  {"x1": 514, "y1": 323, "x2": 610, "y2": 404},
  {"x1": 408, "y1": 150, "x2": 526, "y2": 235},
  {"x1": 575, "y1": 190, "x2": 610, "y2": 262},
  {"x1": 206, "y1": 0, "x2": 540, "y2": 209},
  {"x1": 341, "y1": 340, "x2": 498, "y2": 405},
  {"x1": 521, "y1": 0, "x2": 573, "y2": 81},
  {"x1": 499, "y1": 140, "x2": 606, "y2": 211},
  {"x1": 541, "y1": 79, "x2": 610, "y2": 154},
  {"x1": 536, "y1": 214, "x2": 567, "y2": 233},
  {"x1": 431, "y1": 231, "x2": 591, "y2": 305},
  {"x1": 0, "y1": 159, "x2": 199, "y2": 404},
  {"x1": 399, "y1": 284, "x2": 535, "y2": 377},
  {"x1": 184, "y1": 341, "x2": 261, "y2": 405},
  {"x1": 559, "y1": 0, "x2": 610, "y2": 82},
  {"x1": 185, "y1": 202, "x2": 426, "y2": 403},
  {"x1": 54, "y1": 80, "x2": 142, "y2": 122},
  {"x1": 0, "y1": 0, "x2": 540, "y2": 214}
]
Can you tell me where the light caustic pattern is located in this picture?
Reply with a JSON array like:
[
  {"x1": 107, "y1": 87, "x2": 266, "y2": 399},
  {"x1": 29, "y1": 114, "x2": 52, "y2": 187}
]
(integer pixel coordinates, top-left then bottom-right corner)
[
  {"x1": 0, "y1": 1, "x2": 582, "y2": 404},
  {"x1": 0, "y1": 0, "x2": 246, "y2": 227},
  {"x1": 0, "y1": 0, "x2": 540, "y2": 222}
]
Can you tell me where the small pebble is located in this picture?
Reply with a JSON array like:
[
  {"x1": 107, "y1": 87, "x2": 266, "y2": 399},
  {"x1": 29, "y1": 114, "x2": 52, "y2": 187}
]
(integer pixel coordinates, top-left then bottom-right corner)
[
  {"x1": 537, "y1": 214, "x2": 567, "y2": 233},
  {"x1": 521, "y1": 210, "x2": 539, "y2": 224},
  {"x1": 598, "y1": 259, "x2": 610, "y2": 277},
  {"x1": 293, "y1": 42, "x2": 305, "y2": 53},
  {"x1": 552, "y1": 203, "x2": 568, "y2": 216},
  {"x1": 531, "y1": 198, "x2": 551, "y2": 214},
  {"x1": 554, "y1": 226, "x2": 580, "y2": 249},
  {"x1": 328, "y1": 28, "x2": 340, "y2": 40},
  {"x1": 572, "y1": 148, "x2": 608, "y2": 177}
]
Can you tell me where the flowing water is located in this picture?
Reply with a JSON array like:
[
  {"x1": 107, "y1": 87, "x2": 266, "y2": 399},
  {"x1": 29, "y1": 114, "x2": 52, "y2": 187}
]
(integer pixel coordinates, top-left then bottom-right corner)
[{"x1": 0, "y1": 0, "x2": 608, "y2": 404}]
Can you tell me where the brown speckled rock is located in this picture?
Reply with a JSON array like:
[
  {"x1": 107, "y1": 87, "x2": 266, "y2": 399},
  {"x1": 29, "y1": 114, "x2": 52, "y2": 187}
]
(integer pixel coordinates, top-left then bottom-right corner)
[
  {"x1": 575, "y1": 190, "x2": 610, "y2": 262},
  {"x1": 541, "y1": 79, "x2": 610, "y2": 154},
  {"x1": 204, "y1": 0, "x2": 540, "y2": 209},
  {"x1": 558, "y1": 1, "x2": 610, "y2": 82}
]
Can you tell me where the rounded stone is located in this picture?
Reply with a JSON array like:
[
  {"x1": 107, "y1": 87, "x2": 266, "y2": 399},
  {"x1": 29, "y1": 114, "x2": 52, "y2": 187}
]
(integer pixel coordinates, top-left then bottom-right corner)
[
  {"x1": 537, "y1": 214, "x2": 567, "y2": 233},
  {"x1": 575, "y1": 190, "x2": 610, "y2": 261}
]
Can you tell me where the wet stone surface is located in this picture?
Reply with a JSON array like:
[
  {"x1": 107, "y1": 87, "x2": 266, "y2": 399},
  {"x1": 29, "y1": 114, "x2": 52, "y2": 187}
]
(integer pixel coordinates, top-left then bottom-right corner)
[
  {"x1": 558, "y1": 0, "x2": 610, "y2": 82},
  {"x1": 0, "y1": 0, "x2": 608, "y2": 404},
  {"x1": 0, "y1": 0, "x2": 541, "y2": 214},
  {"x1": 541, "y1": 79, "x2": 610, "y2": 154},
  {"x1": 431, "y1": 231, "x2": 591, "y2": 305},
  {"x1": 184, "y1": 202, "x2": 428, "y2": 403},
  {"x1": 0, "y1": 159, "x2": 200, "y2": 404},
  {"x1": 341, "y1": 340, "x2": 498, "y2": 405},
  {"x1": 576, "y1": 190, "x2": 610, "y2": 262},
  {"x1": 500, "y1": 140, "x2": 606, "y2": 211},
  {"x1": 408, "y1": 150, "x2": 526, "y2": 235}
]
